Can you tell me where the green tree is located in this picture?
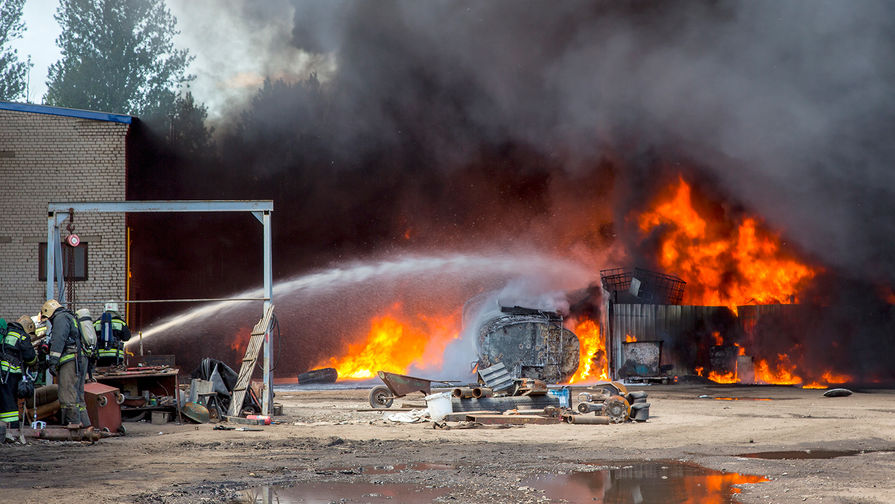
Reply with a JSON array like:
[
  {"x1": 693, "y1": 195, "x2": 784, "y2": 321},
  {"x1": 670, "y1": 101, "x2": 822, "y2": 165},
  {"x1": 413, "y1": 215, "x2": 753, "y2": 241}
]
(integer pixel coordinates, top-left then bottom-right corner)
[
  {"x1": 45, "y1": 0, "x2": 194, "y2": 116},
  {"x1": 163, "y1": 91, "x2": 214, "y2": 156},
  {"x1": 0, "y1": 0, "x2": 28, "y2": 101}
]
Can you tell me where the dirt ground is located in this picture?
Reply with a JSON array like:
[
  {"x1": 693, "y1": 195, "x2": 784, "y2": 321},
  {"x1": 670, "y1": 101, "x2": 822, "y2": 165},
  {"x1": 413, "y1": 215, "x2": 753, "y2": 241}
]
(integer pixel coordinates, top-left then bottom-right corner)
[{"x1": 1, "y1": 383, "x2": 894, "y2": 503}]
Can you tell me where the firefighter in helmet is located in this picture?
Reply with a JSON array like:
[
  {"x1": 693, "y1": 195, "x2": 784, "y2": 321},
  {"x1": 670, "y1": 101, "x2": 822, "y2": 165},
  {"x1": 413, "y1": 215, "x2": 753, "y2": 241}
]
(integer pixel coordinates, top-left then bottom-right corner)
[
  {"x1": 42, "y1": 299, "x2": 91, "y2": 428},
  {"x1": 1, "y1": 316, "x2": 38, "y2": 440},
  {"x1": 94, "y1": 301, "x2": 131, "y2": 368}
]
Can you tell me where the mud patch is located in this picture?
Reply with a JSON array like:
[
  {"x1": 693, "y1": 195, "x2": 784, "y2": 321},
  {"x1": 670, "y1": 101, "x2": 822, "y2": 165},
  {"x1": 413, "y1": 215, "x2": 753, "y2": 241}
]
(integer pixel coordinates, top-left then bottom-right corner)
[{"x1": 238, "y1": 482, "x2": 449, "y2": 503}]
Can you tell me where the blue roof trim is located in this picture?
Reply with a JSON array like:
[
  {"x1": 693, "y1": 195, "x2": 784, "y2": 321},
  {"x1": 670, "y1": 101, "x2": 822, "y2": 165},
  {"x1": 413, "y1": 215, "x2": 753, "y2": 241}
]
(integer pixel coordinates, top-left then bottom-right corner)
[{"x1": 0, "y1": 101, "x2": 132, "y2": 124}]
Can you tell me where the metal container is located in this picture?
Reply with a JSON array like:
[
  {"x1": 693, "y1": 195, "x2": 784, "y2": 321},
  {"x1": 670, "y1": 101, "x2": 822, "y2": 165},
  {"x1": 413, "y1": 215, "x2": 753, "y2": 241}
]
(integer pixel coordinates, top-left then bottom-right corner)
[
  {"x1": 84, "y1": 382, "x2": 122, "y2": 434},
  {"x1": 477, "y1": 308, "x2": 579, "y2": 383},
  {"x1": 619, "y1": 340, "x2": 663, "y2": 377}
]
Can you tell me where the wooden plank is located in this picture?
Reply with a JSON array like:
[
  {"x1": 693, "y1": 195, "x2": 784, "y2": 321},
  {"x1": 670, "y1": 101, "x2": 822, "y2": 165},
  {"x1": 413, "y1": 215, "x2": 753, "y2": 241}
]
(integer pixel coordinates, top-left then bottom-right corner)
[
  {"x1": 228, "y1": 305, "x2": 275, "y2": 417},
  {"x1": 441, "y1": 410, "x2": 495, "y2": 422},
  {"x1": 224, "y1": 415, "x2": 265, "y2": 425},
  {"x1": 467, "y1": 414, "x2": 562, "y2": 425}
]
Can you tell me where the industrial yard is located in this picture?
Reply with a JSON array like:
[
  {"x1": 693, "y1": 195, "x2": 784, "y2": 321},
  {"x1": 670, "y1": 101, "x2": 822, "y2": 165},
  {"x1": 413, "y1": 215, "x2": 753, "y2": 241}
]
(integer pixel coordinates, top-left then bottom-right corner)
[
  {"x1": 2, "y1": 383, "x2": 894, "y2": 503},
  {"x1": 3, "y1": 2, "x2": 895, "y2": 504}
]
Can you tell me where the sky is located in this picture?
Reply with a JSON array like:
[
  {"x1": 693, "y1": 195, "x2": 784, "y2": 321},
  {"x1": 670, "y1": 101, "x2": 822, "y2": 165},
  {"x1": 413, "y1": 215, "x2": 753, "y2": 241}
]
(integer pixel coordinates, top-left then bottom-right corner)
[
  {"x1": 9, "y1": 0, "x2": 328, "y2": 119},
  {"x1": 12, "y1": 0, "x2": 61, "y2": 104}
]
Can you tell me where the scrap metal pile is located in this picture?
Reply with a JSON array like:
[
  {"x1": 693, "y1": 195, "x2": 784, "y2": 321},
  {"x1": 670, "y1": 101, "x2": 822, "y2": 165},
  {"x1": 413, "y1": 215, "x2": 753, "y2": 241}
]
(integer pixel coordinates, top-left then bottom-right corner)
[{"x1": 371, "y1": 364, "x2": 651, "y2": 427}]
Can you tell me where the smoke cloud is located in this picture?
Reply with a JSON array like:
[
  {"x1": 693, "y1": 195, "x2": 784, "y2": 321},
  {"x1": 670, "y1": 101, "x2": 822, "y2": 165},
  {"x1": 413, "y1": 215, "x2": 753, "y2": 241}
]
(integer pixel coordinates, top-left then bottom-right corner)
[{"x1": 132, "y1": 1, "x2": 895, "y2": 381}]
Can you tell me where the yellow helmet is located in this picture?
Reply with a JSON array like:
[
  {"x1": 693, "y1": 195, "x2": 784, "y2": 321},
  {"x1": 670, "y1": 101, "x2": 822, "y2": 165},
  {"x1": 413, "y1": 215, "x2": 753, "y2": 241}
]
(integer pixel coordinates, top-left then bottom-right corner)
[
  {"x1": 17, "y1": 315, "x2": 36, "y2": 336},
  {"x1": 41, "y1": 299, "x2": 62, "y2": 319}
]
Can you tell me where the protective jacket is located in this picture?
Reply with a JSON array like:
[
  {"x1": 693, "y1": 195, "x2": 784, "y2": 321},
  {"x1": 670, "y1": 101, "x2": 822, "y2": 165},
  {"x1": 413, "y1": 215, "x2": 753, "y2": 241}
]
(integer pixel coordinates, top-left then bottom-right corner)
[
  {"x1": 47, "y1": 308, "x2": 81, "y2": 371},
  {"x1": 94, "y1": 311, "x2": 130, "y2": 362},
  {"x1": 1, "y1": 322, "x2": 37, "y2": 375}
]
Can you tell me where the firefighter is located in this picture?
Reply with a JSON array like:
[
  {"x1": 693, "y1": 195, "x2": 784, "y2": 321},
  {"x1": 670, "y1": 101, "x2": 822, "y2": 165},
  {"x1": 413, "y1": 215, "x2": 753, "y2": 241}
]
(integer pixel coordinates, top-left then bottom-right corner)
[
  {"x1": 42, "y1": 299, "x2": 91, "y2": 428},
  {"x1": 1, "y1": 315, "x2": 38, "y2": 439},
  {"x1": 94, "y1": 301, "x2": 130, "y2": 367}
]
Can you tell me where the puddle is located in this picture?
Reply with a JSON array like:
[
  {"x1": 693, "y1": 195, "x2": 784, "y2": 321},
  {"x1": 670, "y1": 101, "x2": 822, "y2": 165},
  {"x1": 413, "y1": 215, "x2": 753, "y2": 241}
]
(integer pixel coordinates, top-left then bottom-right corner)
[
  {"x1": 238, "y1": 482, "x2": 448, "y2": 503},
  {"x1": 524, "y1": 461, "x2": 767, "y2": 504},
  {"x1": 738, "y1": 449, "x2": 865, "y2": 460},
  {"x1": 317, "y1": 462, "x2": 455, "y2": 475}
]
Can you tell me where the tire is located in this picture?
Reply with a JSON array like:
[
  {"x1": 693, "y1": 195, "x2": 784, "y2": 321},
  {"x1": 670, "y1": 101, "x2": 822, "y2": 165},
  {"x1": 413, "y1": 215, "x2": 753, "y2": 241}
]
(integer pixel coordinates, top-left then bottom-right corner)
[{"x1": 368, "y1": 386, "x2": 394, "y2": 408}]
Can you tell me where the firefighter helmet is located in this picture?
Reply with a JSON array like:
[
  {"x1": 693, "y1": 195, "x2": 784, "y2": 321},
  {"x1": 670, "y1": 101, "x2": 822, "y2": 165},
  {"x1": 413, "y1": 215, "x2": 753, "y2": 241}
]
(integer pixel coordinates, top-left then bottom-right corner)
[
  {"x1": 104, "y1": 301, "x2": 119, "y2": 313},
  {"x1": 17, "y1": 315, "x2": 36, "y2": 336},
  {"x1": 41, "y1": 299, "x2": 62, "y2": 319}
]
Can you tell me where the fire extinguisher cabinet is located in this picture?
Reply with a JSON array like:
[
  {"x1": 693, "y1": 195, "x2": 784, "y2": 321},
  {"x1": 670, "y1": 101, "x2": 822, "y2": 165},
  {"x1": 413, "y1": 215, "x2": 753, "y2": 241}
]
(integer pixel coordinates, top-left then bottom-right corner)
[{"x1": 84, "y1": 382, "x2": 123, "y2": 434}]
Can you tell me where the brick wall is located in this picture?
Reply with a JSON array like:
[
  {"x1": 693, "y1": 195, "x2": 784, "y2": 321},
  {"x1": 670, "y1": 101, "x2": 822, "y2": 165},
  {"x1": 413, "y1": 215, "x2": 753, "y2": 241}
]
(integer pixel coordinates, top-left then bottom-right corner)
[{"x1": 0, "y1": 108, "x2": 128, "y2": 321}]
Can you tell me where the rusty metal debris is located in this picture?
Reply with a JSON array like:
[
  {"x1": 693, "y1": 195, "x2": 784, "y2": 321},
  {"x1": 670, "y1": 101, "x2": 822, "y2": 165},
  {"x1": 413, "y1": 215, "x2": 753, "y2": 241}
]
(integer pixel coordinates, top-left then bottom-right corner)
[{"x1": 369, "y1": 371, "x2": 458, "y2": 409}]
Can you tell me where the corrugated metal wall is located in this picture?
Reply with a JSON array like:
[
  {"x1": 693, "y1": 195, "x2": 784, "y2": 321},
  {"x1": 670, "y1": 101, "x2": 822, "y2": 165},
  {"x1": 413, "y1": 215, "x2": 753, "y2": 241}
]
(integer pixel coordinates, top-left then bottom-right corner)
[{"x1": 609, "y1": 304, "x2": 732, "y2": 377}]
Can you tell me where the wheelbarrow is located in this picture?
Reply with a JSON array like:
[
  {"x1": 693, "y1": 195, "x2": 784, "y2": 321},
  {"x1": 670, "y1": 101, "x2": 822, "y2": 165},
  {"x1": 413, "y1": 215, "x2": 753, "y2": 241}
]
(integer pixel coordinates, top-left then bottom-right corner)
[{"x1": 368, "y1": 370, "x2": 456, "y2": 408}]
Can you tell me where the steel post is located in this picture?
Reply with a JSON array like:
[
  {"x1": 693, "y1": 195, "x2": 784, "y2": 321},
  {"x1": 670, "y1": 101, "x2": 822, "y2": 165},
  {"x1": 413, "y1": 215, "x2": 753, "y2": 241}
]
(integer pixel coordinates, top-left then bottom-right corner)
[{"x1": 262, "y1": 210, "x2": 273, "y2": 415}]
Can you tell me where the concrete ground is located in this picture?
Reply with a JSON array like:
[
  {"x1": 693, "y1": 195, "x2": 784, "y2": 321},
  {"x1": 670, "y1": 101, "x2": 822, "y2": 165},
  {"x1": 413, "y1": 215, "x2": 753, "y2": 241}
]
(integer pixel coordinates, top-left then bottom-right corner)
[{"x1": 1, "y1": 383, "x2": 894, "y2": 503}]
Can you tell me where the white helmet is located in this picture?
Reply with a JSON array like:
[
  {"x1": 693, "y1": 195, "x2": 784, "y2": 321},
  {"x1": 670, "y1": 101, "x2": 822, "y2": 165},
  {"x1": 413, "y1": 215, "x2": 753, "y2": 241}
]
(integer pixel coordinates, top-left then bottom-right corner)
[{"x1": 104, "y1": 300, "x2": 119, "y2": 312}]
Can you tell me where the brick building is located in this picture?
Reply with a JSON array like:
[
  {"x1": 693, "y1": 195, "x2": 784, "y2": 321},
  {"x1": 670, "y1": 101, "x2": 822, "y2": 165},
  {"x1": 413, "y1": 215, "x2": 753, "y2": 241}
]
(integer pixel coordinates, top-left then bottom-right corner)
[{"x1": 0, "y1": 101, "x2": 132, "y2": 322}]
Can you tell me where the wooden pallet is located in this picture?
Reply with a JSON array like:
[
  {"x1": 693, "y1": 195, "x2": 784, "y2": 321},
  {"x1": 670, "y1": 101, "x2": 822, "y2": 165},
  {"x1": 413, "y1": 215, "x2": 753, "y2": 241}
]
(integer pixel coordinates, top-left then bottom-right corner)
[{"x1": 227, "y1": 305, "x2": 275, "y2": 417}]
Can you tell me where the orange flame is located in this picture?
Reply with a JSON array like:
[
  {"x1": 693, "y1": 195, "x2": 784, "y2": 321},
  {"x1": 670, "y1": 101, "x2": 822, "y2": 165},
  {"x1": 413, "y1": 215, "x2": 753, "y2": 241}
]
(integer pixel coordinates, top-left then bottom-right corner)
[
  {"x1": 625, "y1": 334, "x2": 637, "y2": 343},
  {"x1": 637, "y1": 176, "x2": 817, "y2": 314},
  {"x1": 636, "y1": 176, "x2": 843, "y2": 385},
  {"x1": 316, "y1": 304, "x2": 460, "y2": 380},
  {"x1": 680, "y1": 472, "x2": 768, "y2": 502},
  {"x1": 707, "y1": 370, "x2": 738, "y2": 384},
  {"x1": 568, "y1": 318, "x2": 608, "y2": 383},
  {"x1": 228, "y1": 326, "x2": 252, "y2": 354},
  {"x1": 753, "y1": 354, "x2": 802, "y2": 385}
]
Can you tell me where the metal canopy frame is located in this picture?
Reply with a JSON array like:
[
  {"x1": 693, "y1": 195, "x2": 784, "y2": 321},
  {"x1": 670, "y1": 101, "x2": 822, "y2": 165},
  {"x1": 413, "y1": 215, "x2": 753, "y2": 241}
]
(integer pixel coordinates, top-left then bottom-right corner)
[{"x1": 46, "y1": 200, "x2": 275, "y2": 414}]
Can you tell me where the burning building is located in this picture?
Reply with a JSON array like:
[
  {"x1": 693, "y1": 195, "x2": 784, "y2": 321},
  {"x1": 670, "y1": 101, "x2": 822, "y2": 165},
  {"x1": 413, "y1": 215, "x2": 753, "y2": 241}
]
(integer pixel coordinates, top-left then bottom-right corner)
[{"x1": 127, "y1": 2, "x2": 895, "y2": 388}]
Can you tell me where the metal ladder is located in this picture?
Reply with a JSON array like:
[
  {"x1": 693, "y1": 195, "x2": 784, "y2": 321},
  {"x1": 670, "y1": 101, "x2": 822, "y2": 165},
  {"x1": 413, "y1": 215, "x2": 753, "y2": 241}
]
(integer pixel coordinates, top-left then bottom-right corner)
[{"x1": 227, "y1": 304, "x2": 275, "y2": 417}]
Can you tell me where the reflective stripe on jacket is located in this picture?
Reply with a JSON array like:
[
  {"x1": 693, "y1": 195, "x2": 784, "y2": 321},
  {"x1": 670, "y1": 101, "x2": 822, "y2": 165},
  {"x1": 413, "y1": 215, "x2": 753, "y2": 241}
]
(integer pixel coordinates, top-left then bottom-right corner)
[
  {"x1": 96, "y1": 347, "x2": 125, "y2": 360},
  {"x1": 1, "y1": 328, "x2": 37, "y2": 374}
]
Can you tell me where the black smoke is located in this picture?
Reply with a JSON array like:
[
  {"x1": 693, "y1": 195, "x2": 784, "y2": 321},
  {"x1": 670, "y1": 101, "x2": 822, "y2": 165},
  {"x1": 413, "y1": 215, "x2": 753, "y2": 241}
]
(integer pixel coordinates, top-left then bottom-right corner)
[{"x1": 127, "y1": 0, "x2": 895, "y2": 382}]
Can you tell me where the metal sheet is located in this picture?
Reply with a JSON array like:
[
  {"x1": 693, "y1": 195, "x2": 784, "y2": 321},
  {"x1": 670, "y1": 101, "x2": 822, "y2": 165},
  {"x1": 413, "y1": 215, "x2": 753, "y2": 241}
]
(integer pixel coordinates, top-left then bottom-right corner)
[
  {"x1": 477, "y1": 362, "x2": 514, "y2": 392},
  {"x1": 609, "y1": 303, "x2": 734, "y2": 377}
]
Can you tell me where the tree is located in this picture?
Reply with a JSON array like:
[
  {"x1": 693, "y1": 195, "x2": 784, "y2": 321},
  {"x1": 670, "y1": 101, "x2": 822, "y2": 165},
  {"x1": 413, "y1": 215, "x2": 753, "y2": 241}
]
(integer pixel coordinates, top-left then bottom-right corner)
[
  {"x1": 45, "y1": 0, "x2": 194, "y2": 116},
  {"x1": 163, "y1": 91, "x2": 214, "y2": 157},
  {"x1": 0, "y1": 0, "x2": 28, "y2": 101}
]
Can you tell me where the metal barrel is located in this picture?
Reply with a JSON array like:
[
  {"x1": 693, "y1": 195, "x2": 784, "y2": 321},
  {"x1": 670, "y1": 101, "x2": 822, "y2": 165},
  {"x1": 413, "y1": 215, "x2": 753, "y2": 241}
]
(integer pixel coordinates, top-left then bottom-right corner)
[
  {"x1": 452, "y1": 387, "x2": 474, "y2": 398},
  {"x1": 471, "y1": 387, "x2": 493, "y2": 398}
]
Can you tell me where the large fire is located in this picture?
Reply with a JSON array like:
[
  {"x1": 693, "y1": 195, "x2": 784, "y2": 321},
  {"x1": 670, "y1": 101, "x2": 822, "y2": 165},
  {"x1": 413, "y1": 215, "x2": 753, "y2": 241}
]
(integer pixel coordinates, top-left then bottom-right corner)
[
  {"x1": 314, "y1": 303, "x2": 460, "y2": 380},
  {"x1": 308, "y1": 175, "x2": 851, "y2": 387},
  {"x1": 634, "y1": 176, "x2": 855, "y2": 387},
  {"x1": 637, "y1": 176, "x2": 817, "y2": 313},
  {"x1": 568, "y1": 318, "x2": 608, "y2": 383}
]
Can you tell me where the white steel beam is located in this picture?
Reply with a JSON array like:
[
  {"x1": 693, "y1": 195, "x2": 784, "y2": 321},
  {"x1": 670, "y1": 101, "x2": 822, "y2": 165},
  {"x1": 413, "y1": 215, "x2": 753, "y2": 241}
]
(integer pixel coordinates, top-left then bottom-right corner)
[
  {"x1": 48, "y1": 200, "x2": 273, "y2": 213},
  {"x1": 46, "y1": 200, "x2": 275, "y2": 414}
]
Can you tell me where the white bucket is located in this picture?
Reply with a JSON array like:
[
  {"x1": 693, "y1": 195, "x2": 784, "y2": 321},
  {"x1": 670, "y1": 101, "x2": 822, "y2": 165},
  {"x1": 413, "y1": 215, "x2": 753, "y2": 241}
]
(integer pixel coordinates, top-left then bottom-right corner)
[{"x1": 424, "y1": 392, "x2": 453, "y2": 421}]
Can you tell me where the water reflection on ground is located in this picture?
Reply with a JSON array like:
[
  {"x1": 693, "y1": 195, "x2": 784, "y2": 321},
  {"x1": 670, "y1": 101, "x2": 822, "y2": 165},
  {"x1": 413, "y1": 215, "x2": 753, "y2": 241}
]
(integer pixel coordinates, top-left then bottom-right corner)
[{"x1": 524, "y1": 461, "x2": 767, "y2": 504}]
